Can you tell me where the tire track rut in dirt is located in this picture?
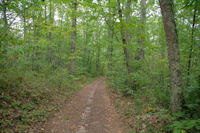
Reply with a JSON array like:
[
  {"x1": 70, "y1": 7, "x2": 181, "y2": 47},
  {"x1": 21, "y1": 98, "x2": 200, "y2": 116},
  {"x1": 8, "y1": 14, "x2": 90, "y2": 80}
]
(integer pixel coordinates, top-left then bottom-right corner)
[{"x1": 44, "y1": 78, "x2": 123, "y2": 133}]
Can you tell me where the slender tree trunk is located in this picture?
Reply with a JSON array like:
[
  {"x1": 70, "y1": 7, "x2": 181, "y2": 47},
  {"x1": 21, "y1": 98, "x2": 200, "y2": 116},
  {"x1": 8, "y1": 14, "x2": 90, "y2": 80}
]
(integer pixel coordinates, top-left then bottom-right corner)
[
  {"x1": 126, "y1": 0, "x2": 134, "y2": 68},
  {"x1": 84, "y1": 28, "x2": 89, "y2": 67},
  {"x1": 58, "y1": 13, "x2": 64, "y2": 67},
  {"x1": 2, "y1": 0, "x2": 8, "y2": 47},
  {"x1": 159, "y1": 22, "x2": 166, "y2": 86},
  {"x1": 96, "y1": 27, "x2": 100, "y2": 72},
  {"x1": 2, "y1": 0, "x2": 8, "y2": 28},
  {"x1": 32, "y1": 14, "x2": 37, "y2": 71},
  {"x1": 88, "y1": 50, "x2": 93, "y2": 73},
  {"x1": 71, "y1": 0, "x2": 77, "y2": 73},
  {"x1": 136, "y1": 0, "x2": 146, "y2": 61},
  {"x1": 96, "y1": 44, "x2": 100, "y2": 72},
  {"x1": 45, "y1": 3, "x2": 47, "y2": 39},
  {"x1": 125, "y1": 0, "x2": 131, "y2": 44},
  {"x1": 107, "y1": 30, "x2": 113, "y2": 71},
  {"x1": 23, "y1": 7, "x2": 28, "y2": 71},
  {"x1": 48, "y1": 0, "x2": 53, "y2": 63},
  {"x1": 45, "y1": 4, "x2": 47, "y2": 24},
  {"x1": 49, "y1": 1, "x2": 53, "y2": 41},
  {"x1": 23, "y1": 8, "x2": 27, "y2": 42},
  {"x1": 117, "y1": 0, "x2": 130, "y2": 74},
  {"x1": 87, "y1": 50, "x2": 91, "y2": 73},
  {"x1": 159, "y1": 0, "x2": 183, "y2": 113},
  {"x1": 186, "y1": 0, "x2": 197, "y2": 87},
  {"x1": 107, "y1": 25, "x2": 112, "y2": 70},
  {"x1": 107, "y1": 0, "x2": 114, "y2": 71}
]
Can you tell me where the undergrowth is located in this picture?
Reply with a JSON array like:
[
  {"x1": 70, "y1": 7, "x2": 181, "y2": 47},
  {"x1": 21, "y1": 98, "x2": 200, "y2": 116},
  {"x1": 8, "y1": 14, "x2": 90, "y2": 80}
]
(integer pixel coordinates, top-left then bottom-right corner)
[
  {"x1": 108, "y1": 84, "x2": 200, "y2": 133},
  {"x1": 108, "y1": 87, "x2": 170, "y2": 133},
  {"x1": 0, "y1": 68, "x2": 94, "y2": 133},
  {"x1": 107, "y1": 64, "x2": 200, "y2": 133}
]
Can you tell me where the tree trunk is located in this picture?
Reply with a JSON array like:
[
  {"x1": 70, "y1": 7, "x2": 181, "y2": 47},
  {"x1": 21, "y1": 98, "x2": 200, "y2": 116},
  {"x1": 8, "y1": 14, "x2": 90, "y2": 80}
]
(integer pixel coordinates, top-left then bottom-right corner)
[
  {"x1": 125, "y1": 0, "x2": 131, "y2": 45},
  {"x1": 159, "y1": 22, "x2": 166, "y2": 87},
  {"x1": 23, "y1": 7, "x2": 27, "y2": 42},
  {"x1": 84, "y1": 28, "x2": 89, "y2": 68},
  {"x1": 45, "y1": 2, "x2": 47, "y2": 38},
  {"x1": 2, "y1": 0, "x2": 8, "y2": 47},
  {"x1": 186, "y1": 0, "x2": 197, "y2": 87},
  {"x1": 117, "y1": 0, "x2": 130, "y2": 74},
  {"x1": 49, "y1": 1, "x2": 54, "y2": 41},
  {"x1": 159, "y1": 0, "x2": 183, "y2": 113},
  {"x1": 71, "y1": 0, "x2": 77, "y2": 74},
  {"x1": 96, "y1": 44, "x2": 100, "y2": 72},
  {"x1": 107, "y1": 0, "x2": 114, "y2": 71},
  {"x1": 48, "y1": 0, "x2": 54, "y2": 64},
  {"x1": 136, "y1": 0, "x2": 146, "y2": 61},
  {"x1": 2, "y1": 0, "x2": 8, "y2": 28},
  {"x1": 96, "y1": 25, "x2": 101, "y2": 72}
]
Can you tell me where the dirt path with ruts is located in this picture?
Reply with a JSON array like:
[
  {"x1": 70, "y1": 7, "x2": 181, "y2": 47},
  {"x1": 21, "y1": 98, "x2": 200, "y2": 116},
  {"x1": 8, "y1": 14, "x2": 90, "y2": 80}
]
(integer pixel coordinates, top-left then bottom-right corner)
[{"x1": 44, "y1": 78, "x2": 124, "y2": 133}]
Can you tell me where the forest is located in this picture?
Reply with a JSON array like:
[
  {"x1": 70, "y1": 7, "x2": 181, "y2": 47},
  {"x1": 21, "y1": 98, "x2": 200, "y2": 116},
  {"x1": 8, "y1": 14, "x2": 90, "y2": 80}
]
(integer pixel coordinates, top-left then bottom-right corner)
[{"x1": 0, "y1": 0, "x2": 200, "y2": 132}]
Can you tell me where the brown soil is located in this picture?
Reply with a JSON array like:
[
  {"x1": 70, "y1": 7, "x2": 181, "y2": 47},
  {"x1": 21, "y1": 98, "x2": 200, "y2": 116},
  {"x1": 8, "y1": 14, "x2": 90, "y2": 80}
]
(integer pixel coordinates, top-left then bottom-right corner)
[{"x1": 44, "y1": 78, "x2": 124, "y2": 133}]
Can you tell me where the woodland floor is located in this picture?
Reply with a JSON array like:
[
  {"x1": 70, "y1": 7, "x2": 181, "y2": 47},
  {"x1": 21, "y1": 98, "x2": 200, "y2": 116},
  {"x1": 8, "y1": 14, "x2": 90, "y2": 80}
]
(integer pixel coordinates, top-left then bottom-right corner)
[{"x1": 44, "y1": 78, "x2": 125, "y2": 133}]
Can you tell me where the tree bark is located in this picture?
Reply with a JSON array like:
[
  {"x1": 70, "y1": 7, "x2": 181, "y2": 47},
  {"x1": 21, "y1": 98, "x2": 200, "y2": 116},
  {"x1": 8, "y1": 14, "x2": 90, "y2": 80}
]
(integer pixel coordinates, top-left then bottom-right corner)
[
  {"x1": 71, "y1": 0, "x2": 77, "y2": 73},
  {"x1": 159, "y1": 0, "x2": 183, "y2": 113},
  {"x1": 117, "y1": 0, "x2": 130, "y2": 74}
]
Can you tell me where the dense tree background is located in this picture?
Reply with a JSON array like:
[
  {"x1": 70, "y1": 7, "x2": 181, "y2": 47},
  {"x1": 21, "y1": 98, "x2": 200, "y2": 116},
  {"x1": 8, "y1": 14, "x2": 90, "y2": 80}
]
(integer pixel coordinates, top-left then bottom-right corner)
[{"x1": 0, "y1": 0, "x2": 200, "y2": 132}]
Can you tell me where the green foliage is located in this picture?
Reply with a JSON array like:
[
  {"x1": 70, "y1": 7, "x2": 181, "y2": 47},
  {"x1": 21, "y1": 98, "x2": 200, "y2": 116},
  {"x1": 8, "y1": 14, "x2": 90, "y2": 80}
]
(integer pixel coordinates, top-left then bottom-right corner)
[
  {"x1": 164, "y1": 111, "x2": 200, "y2": 132},
  {"x1": 0, "y1": 0, "x2": 200, "y2": 132}
]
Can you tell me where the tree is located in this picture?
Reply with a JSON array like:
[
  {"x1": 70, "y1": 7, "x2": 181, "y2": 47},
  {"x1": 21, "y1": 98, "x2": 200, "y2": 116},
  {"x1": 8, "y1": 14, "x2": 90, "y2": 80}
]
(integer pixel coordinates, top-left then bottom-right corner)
[
  {"x1": 71, "y1": 0, "x2": 77, "y2": 73},
  {"x1": 159, "y1": 0, "x2": 183, "y2": 113},
  {"x1": 117, "y1": 0, "x2": 131, "y2": 74},
  {"x1": 186, "y1": 0, "x2": 198, "y2": 87},
  {"x1": 136, "y1": 0, "x2": 146, "y2": 61},
  {"x1": 1, "y1": 0, "x2": 8, "y2": 46},
  {"x1": 107, "y1": 0, "x2": 114, "y2": 71},
  {"x1": 125, "y1": 0, "x2": 132, "y2": 45}
]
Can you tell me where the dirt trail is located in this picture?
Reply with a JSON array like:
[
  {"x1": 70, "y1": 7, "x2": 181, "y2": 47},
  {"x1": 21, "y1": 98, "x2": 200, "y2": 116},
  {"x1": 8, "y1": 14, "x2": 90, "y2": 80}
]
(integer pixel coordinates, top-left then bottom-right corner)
[{"x1": 44, "y1": 78, "x2": 124, "y2": 133}]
